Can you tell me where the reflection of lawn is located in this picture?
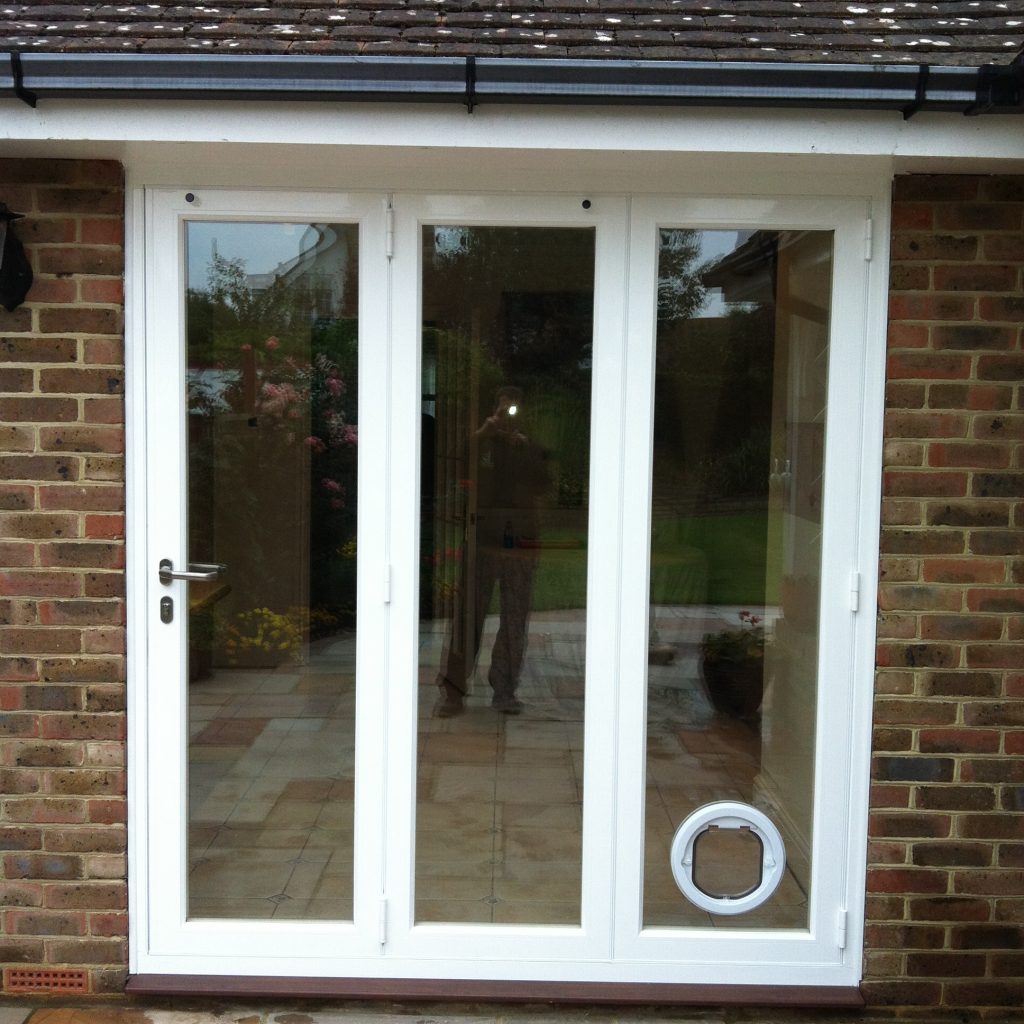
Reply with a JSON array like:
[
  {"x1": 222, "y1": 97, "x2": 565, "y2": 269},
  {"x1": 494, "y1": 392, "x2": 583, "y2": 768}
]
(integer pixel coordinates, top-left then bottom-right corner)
[{"x1": 527, "y1": 511, "x2": 771, "y2": 612}]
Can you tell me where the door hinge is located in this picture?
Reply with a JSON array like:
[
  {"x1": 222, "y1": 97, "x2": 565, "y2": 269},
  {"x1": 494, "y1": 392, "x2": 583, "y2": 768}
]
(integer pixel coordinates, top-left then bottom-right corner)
[
  {"x1": 385, "y1": 200, "x2": 395, "y2": 260},
  {"x1": 384, "y1": 564, "x2": 392, "y2": 604},
  {"x1": 836, "y1": 908, "x2": 848, "y2": 950},
  {"x1": 379, "y1": 896, "x2": 388, "y2": 946},
  {"x1": 864, "y1": 218, "x2": 874, "y2": 261},
  {"x1": 849, "y1": 570, "x2": 861, "y2": 613}
]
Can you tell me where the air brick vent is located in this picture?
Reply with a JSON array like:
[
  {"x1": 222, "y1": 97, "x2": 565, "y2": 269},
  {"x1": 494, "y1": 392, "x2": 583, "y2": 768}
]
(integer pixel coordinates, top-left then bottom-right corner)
[{"x1": 5, "y1": 968, "x2": 89, "y2": 993}]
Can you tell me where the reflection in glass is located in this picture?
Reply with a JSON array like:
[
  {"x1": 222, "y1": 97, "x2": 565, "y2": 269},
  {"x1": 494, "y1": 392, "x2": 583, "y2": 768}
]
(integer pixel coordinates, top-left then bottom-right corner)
[
  {"x1": 416, "y1": 226, "x2": 595, "y2": 925},
  {"x1": 644, "y1": 228, "x2": 832, "y2": 929},
  {"x1": 185, "y1": 222, "x2": 358, "y2": 920}
]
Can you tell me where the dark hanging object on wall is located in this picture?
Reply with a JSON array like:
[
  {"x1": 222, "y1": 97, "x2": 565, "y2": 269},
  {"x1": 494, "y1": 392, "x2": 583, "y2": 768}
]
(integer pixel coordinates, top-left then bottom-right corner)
[{"x1": 0, "y1": 203, "x2": 33, "y2": 312}]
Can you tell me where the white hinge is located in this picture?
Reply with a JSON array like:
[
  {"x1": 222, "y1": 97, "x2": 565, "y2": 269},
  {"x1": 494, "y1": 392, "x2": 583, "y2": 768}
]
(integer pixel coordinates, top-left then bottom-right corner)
[
  {"x1": 379, "y1": 896, "x2": 387, "y2": 946},
  {"x1": 836, "y1": 908, "x2": 848, "y2": 950},
  {"x1": 849, "y1": 570, "x2": 861, "y2": 613},
  {"x1": 383, "y1": 564, "x2": 392, "y2": 604},
  {"x1": 864, "y1": 218, "x2": 874, "y2": 261},
  {"x1": 385, "y1": 200, "x2": 395, "y2": 260}
]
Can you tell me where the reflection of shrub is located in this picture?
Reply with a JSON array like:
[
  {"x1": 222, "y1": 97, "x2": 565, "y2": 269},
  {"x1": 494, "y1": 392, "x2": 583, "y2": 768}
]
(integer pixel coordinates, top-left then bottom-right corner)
[
  {"x1": 219, "y1": 607, "x2": 303, "y2": 666},
  {"x1": 700, "y1": 429, "x2": 771, "y2": 499}
]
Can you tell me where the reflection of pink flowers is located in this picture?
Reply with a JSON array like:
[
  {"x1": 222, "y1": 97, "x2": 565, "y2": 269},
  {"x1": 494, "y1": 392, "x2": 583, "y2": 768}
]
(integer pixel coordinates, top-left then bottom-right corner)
[
  {"x1": 322, "y1": 478, "x2": 342, "y2": 492},
  {"x1": 330, "y1": 497, "x2": 345, "y2": 510},
  {"x1": 305, "y1": 436, "x2": 327, "y2": 453},
  {"x1": 326, "y1": 376, "x2": 343, "y2": 397},
  {"x1": 265, "y1": 336, "x2": 281, "y2": 350},
  {"x1": 240, "y1": 343, "x2": 253, "y2": 352}
]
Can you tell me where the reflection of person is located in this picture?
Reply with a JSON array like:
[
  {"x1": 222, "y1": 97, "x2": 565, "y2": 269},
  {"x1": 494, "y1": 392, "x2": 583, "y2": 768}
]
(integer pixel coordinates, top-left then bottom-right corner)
[{"x1": 436, "y1": 386, "x2": 550, "y2": 717}]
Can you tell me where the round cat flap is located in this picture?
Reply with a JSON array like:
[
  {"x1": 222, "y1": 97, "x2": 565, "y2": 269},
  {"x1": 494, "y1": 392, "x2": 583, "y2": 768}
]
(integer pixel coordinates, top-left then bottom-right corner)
[{"x1": 670, "y1": 801, "x2": 786, "y2": 916}]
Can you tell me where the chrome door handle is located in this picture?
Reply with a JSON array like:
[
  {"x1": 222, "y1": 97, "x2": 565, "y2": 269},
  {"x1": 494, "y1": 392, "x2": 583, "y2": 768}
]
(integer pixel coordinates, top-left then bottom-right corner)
[{"x1": 158, "y1": 558, "x2": 227, "y2": 585}]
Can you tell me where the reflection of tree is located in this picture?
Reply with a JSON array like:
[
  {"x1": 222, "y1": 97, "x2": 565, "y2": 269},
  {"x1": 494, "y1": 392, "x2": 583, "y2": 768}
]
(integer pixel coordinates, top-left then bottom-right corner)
[
  {"x1": 658, "y1": 229, "x2": 708, "y2": 324},
  {"x1": 187, "y1": 246, "x2": 359, "y2": 635}
]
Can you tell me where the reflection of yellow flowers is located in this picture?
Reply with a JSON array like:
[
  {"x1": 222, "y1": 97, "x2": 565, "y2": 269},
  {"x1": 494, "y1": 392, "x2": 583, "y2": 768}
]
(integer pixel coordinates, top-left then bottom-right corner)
[
  {"x1": 339, "y1": 539, "x2": 357, "y2": 560},
  {"x1": 222, "y1": 607, "x2": 303, "y2": 664}
]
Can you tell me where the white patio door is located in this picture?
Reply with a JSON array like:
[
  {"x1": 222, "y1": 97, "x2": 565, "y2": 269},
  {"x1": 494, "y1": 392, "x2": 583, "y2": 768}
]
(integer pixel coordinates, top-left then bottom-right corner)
[{"x1": 137, "y1": 188, "x2": 875, "y2": 989}]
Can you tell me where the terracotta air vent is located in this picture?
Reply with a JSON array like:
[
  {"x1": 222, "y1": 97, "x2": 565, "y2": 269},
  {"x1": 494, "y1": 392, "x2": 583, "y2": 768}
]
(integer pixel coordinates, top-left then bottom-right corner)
[{"x1": 5, "y1": 968, "x2": 89, "y2": 993}]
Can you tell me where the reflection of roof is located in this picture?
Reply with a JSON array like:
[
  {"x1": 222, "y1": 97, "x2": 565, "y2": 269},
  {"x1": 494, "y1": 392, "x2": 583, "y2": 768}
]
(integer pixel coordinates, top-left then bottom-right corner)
[
  {"x1": 701, "y1": 231, "x2": 776, "y2": 305},
  {"x1": 4, "y1": 3, "x2": 1023, "y2": 65}
]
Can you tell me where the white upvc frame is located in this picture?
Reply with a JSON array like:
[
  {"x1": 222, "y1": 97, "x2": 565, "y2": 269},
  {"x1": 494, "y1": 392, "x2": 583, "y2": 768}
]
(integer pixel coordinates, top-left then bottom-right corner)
[
  {"x1": 130, "y1": 184, "x2": 886, "y2": 988},
  {"x1": 383, "y1": 193, "x2": 629, "y2": 968},
  {"x1": 138, "y1": 188, "x2": 390, "y2": 973},
  {"x1": 613, "y1": 196, "x2": 882, "y2": 986}
]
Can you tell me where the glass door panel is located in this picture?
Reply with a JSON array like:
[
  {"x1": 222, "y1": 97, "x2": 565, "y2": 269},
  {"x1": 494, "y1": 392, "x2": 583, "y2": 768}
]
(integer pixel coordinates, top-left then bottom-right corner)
[
  {"x1": 416, "y1": 225, "x2": 595, "y2": 926},
  {"x1": 183, "y1": 220, "x2": 360, "y2": 921},
  {"x1": 643, "y1": 228, "x2": 832, "y2": 929}
]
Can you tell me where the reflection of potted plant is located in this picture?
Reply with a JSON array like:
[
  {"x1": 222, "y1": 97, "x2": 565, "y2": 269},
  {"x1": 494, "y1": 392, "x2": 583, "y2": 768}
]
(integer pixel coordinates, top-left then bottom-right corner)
[{"x1": 700, "y1": 610, "x2": 765, "y2": 720}]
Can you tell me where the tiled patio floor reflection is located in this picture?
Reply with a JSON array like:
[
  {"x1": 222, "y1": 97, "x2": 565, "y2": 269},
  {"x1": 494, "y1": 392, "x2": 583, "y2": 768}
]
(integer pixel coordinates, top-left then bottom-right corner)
[{"x1": 188, "y1": 607, "x2": 808, "y2": 929}]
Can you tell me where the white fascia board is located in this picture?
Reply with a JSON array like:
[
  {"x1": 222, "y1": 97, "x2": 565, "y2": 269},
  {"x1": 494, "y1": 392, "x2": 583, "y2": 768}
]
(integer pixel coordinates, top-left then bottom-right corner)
[{"x1": 0, "y1": 98, "x2": 1022, "y2": 167}]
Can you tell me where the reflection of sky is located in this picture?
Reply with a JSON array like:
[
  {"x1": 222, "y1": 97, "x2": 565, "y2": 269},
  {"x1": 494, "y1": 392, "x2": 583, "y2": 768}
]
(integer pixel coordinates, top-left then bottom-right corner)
[
  {"x1": 186, "y1": 222, "x2": 312, "y2": 291},
  {"x1": 695, "y1": 229, "x2": 753, "y2": 319}
]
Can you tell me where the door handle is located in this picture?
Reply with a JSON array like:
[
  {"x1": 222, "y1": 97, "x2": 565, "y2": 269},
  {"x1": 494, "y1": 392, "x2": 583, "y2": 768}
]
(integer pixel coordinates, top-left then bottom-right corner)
[{"x1": 158, "y1": 558, "x2": 227, "y2": 585}]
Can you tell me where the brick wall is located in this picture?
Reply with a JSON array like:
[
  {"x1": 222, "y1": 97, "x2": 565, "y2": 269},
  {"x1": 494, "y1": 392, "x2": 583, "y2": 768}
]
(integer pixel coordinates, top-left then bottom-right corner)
[
  {"x1": 0, "y1": 159, "x2": 127, "y2": 995},
  {"x1": 865, "y1": 174, "x2": 1024, "y2": 1014},
  {"x1": 1, "y1": 158, "x2": 1021, "y2": 1010}
]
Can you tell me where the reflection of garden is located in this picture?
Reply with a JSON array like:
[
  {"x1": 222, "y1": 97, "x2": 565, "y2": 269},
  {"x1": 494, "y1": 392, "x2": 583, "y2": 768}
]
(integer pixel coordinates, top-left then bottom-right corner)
[{"x1": 185, "y1": 227, "x2": 360, "y2": 673}]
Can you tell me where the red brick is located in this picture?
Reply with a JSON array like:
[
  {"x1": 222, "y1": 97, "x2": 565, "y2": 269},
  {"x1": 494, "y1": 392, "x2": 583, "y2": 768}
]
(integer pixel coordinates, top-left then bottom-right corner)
[
  {"x1": 867, "y1": 868, "x2": 949, "y2": 894},
  {"x1": 6, "y1": 910, "x2": 86, "y2": 936},
  {"x1": 922, "y1": 558, "x2": 1005, "y2": 584},
  {"x1": 0, "y1": 572, "x2": 81, "y2": 599},
  {"x1": 887, "y1": 352, "x2": 972, "y2": 380},
  {"x1": 888, "y1": 294, "x2": 974, "y2": 322},
  {"x1": 913, "y1": 843, "x2": 993, "y2": 868},
  {"x1": 890, "y1": 233, "x2": 977, "y2": 262},
  {"x1": 944, "y1": 980, "x2": 1024, "y2": 1007},
  {"x1": 894, "y1": 176, "x2": 981, "y2": 202},
  {"x1": 3, "y1": 800, "x2": 87, "y2": 826},
  {"x1": 44, "y1": 882, "x2": 126, "y2": 911},
  {"x1": 966, "y1": 646, "x2": 1024, "y2": 670},
  {"x1": 908, "y1": 896, "x2": 991, "y2": 922},
  {"x1": 979, "y1": 295, "x2": 1024, "y2": 321},
  {"x1": 906, "y1": 951, "x2": 986, "y2": 977},
  {"x1": 920, "y1": 615, "x2": 1002, "y2": 642},
  {"x1": 21, "y1": 277, "x2": 78, "y2": 303},
  {"x1": 966, "y1": 588, "x2": 1024, "y2": 613},
  {"x1": 885, "y1": 410, "x2": 969, "y2": 439},
  {"x1": 38, "y1": 544, "x2": 124, "y2": 571},
  {"x1": 83, "y1": 338, "x2": 123, "y2": 364},
  {"x1": 935, "y1": 203, "x2": 1024, "y2": 231},
  {"x1": 0, "y1": 628, "x2": 81, "y2": 656},
  {"x1": 887, "y1": 323, "x2": 928, "y2": 349},
  {"x1": 35, "y1": 189, "x2": 122, "y2": 217},
  {"x1": 918, "y1": 728, "x2": 1001, "y2": 754},
  {"x1": 46, "y1": 936, "x2": 125, "y2": 965},
  {"x1": 973, "y1": 414, "x2": 1024, "y2": 440},
  {"x1": 928, "y1": 442, "x2": 1011, "y2": 469},
  {"x1": 39, "y1": 426, "x2": 125, "y2": 455},
  {"x1": 38, "y1": 485, "x2": 124, "y2": 512},
  {"x1": 79, "y1": 279, "x2": 124, "y2": 305},
  {"x1": 79, "y1": 219, "x2": 124, "y2": 245},
  {"x1": 978, "y1": 353, "x2": 1024, "y2": 381},
  {"x1": 933, "y1": 264, "x2": 1018, "y2": 293},
  {"x1": 0, "y1": 397, "x2": 79, "y2": 422},
  {"x1": 41, "y1": 714, "x2": 125, "y2": 741},
  {"x1": 82, "y1": 398, "x2": 123, "y2": 425},
  {"x1": 83, "y1": 516, "x2": 124, "y2": 541},
  {"x1": 915, "y1": 785, "x2": 996, "y2": 811},
  {"x1": 38, "y1": 369, "x2": 123, "y2": 396},
  {"x1": 890, "y1": 203, "x2": 935, "y2": 230}
]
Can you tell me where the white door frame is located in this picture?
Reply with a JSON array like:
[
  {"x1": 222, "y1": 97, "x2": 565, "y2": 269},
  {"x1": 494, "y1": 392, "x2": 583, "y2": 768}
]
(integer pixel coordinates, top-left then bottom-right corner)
[{"x1": 129, "y1": 185, "x2": 884, "y2": 988}]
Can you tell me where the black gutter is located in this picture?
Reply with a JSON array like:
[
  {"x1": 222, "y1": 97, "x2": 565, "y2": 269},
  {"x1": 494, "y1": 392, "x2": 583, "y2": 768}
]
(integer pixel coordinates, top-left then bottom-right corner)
[{"x1": 1, "y1": 52, "x2": 1022, "y2": 114}]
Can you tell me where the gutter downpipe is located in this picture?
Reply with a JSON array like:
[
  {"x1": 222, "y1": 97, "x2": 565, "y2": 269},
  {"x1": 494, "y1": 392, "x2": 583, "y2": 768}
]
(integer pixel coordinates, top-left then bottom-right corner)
[{"x1": 1, "y1": 52, "x2": 1022, "y2": 115}]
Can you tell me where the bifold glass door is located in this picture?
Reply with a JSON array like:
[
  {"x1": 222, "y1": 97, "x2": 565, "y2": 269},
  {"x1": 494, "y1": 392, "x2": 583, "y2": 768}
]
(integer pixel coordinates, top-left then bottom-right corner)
[{"x1": 140, "y1": 189, "x2": 873, "y2": 987}]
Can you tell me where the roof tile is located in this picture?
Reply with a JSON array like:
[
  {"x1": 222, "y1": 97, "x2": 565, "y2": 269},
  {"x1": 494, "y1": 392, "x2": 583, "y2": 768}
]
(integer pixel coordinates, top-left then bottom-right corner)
[{"x1": 1, "y1": 0, "x2": 1021, "y2": 62}]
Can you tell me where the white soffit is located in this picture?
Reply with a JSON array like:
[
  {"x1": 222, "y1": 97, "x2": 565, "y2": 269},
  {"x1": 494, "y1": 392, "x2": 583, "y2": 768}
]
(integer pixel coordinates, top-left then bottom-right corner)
[{"x1": 0, "y1": 100, "x2": 1021, "y2": 167}]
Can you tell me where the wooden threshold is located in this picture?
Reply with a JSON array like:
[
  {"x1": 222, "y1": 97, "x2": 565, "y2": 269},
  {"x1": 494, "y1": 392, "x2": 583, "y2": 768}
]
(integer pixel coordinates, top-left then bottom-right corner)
[{"x1": 127, "y1": 975, "x2": 865, "y2": 1007}]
